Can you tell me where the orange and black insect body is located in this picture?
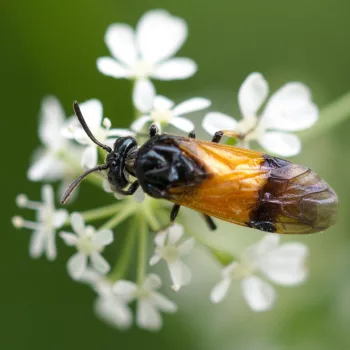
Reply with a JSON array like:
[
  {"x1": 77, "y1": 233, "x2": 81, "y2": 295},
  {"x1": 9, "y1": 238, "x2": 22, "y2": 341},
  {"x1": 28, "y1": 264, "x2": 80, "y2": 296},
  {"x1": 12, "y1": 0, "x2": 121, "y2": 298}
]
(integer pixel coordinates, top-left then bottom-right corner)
[{"x1": 61, "y1": 102, "x2": 338, "y2": 234}]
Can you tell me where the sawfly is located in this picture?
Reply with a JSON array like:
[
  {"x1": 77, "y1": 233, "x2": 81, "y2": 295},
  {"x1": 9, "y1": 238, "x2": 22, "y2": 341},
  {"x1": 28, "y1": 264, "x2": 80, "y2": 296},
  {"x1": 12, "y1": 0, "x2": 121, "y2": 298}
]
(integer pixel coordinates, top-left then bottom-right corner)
[{"x1": 61, "y1": 101, "x2": 338, "y2": 234}]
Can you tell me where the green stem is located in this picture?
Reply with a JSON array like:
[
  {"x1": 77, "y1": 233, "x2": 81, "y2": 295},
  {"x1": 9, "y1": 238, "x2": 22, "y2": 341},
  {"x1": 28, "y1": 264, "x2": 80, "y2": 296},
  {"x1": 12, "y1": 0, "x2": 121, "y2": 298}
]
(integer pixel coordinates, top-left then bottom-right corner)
[
  {"x1": 108, "y1": 221, "x2": 137, "y2": 281},
  {"x1": 186, "y1": 227, "x2": 237, "y2": 265},
  {"x1": 100, "y1": 205, "x2": 137, "y2": 230},
  {"x1": 80, "y1": 202, "x2": 123, "y2": 222},
  {"x1": 142, "y1": 204, "x2": 162, "y2": 231},
  {"x1": 137, "y1": 214, "x2": 148, "y2": 285},
  {"x1": 300, "y1": 91, "x2": 350, "y2": 143}
]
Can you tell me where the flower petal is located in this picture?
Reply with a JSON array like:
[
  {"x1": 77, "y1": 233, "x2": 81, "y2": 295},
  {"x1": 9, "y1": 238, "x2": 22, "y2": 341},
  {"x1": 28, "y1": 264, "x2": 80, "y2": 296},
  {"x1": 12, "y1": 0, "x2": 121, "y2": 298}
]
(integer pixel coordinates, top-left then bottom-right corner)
[
  {"x1": 152, "y1": 58, "x2": 197, "y2": 80},
  {"x1": 136, "y1": 10, "x2": 187, "y2": 63},
  {"x1": 202, "y1": 112, "x2": 238, "y2": 136},
  {"x1": 59, "y1": 232, "x2": 78, "y2": 246},
  {"x1": 97, "y1": 57, "x2": 130, "y2": 78},
  {"x1": 168, "y1": 223, "x2": 184, "y2": 244},
  {"x1": 132, "y1": 187, "x2": 146, "y2": 203},
  {"x1": 70, "y1": 212, "x2": 85, "y2": 236},
  {"x1": 107, "y1": 129, "x2": 134, "y2": 137},
  {"x1": 262, "y1": 82, "x2": 319, "y2": 131},
  {"x1": 168, "y1": 259, "x2": 192, "y2": 291},
  {"x1": 260, "y1": 243, "x2": 309, "y2": 286},
  {"x1": 172, "y1": 98, "x2": 211, "y2": 116},
  {"x1": 91, "y1": 252, "x2": 110, "y2": 275},
  {"x1": 28, "y1": 153, "x2": 66, "y2": 181},
  {"x1": 39, "y1": 96, "x2": 66, "y2": 148},
  {"x1": 152, "y1": 292, "x2": 177, "y2": 312},
  {"x1": 149, "y1": 254, "x2": 161, "y2": 266},
  {"x1": 259, "y1": 131, "x2": 301, "y2": 157},
  {"x1": 42, "y1": 184, "x2": 54, "y2": 205},
  {"x1": 29, "y1": 230, "x2": 45, "y2": 259},
  {"x1": 93, "y1": 229, "x2": 114, "y2": 246},
  {"x1": 81, "y1": 146, "x2": 98, "y2": 169},
  {"x1": 153, "y1": 95, "x2": 175, "y2": 110},
  {"x1": 154, "y1": 231, "x2": 166, "y2": 247},
  {"x1": 170, "y1": 116, "x2": 194, "y2": 133},
  {"x1": 130, "y1": 116, "x2": 152, "y2": 132},
  {"x1": 94, "y1": 297, "x2": 133, "y2": 329},
  {"x1": 53, "y1": 210, "x2": 68, "y2": 228},
  {"x1": 238, "y1": 72, "x2": 269, "y2": 118},
  {"x1": 105, "y1": 23, "x2": 137, "y2": 66},
  {"x1": 241, "y1": 276, "x2": 276, "y2": 312},
  {"x1": 137, "y1": 300, "x2": 162, "y2": 331},
  {"x1": 132, "y1": 79, "x2": 155, "y2": 113},
  {"x1": 78, "y1": 99, "x2": 103, "y2": 128},
  {"x1": 112, "y1": 280, "x2": 137, "y2": 302},
  {"x1": 143, "y1": 274, "x2": 162, "y2": 291},
  {"x1": 210, "y1": 277, "x2": 232, "y2": 303},
  {"x1": 45, "y1": 231, "x2": 57, "y2": 261},
  {"x1": 178, "y1": 238, "x2": 195, "y2": 256},
  {"x1": 67, "y1": 252, "x2": 87, "y2": 280},
  {"x1": 243, "y1": 234, "x2": 280, "y2": 264}
]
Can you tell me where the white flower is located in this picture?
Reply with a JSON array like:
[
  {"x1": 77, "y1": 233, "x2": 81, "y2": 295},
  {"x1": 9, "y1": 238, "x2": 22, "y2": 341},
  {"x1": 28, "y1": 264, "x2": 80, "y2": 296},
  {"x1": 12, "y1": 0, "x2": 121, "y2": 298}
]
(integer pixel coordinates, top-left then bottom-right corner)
[
  {"x1": 131, "y1": 79, "x2": 211, "y2": 133},
  {"x1": 203, "y1": 72, "x2": 319, "y2": 157},
  {"x1": 80, "y1": 269, "x2": 132, "y2": 329},
  {"x1": 97, "y1": 10, "x2": 197, "y2": 90},
  {"x1": 28, "y1": 97, "x2": 83, "y2": 197},
  {"x1": 12, "y1": 185, "x2": 67, "y2": 260},
  {"x1": 60, "y1": 213, "x2": 114, "y2": 280},
  {"x1": 150, "y1": 224, "x2": 194, "y2": 291},
  {"x1": 210, "y1": 234, "x2": 308, "y2": 311},
  {"x1": 113, "y1": 274, "x2": 177, "y2": 331},
  {"x1": 61, "y1": 99, "x2": 133, "y2": 169}
]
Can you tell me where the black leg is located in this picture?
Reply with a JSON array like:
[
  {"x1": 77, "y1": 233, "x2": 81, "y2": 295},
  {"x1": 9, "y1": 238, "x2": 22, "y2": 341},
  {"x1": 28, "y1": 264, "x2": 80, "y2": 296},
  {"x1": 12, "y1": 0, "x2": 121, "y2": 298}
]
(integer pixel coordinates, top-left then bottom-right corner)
[
  {"x1": 212, "y1": 130, "x2": 244, "y2": 144},
  {"x1": 188, "y1": 130, "x2": 196, "y2": 139},
  {"x1": 170, "y1": 204, "x2": 181, "y2": 222},
  {"x1": 115, "y1": 180, "x2": 140, "y2": 196},
  {"x1": 202, "y1": 214, "x2": 217, "y2": 230},
  {"x1": 149, "y1": 124, "x2": 159, "y2": 138}
]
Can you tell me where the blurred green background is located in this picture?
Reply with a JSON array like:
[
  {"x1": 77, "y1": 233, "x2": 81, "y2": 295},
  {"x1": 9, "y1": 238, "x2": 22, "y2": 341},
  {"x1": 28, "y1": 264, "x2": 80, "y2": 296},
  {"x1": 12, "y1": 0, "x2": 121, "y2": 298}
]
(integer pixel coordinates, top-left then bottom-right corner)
[{"x1": 2, "y1": 0, "x2": 350, "y2": 349}]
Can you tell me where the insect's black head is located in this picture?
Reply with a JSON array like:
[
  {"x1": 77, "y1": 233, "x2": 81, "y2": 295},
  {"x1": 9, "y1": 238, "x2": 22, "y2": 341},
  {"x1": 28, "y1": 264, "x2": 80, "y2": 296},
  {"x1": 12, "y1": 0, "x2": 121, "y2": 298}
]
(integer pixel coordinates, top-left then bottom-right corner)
[
  {"x1": 60, "y1": 101, "x2": 138, "y2": 204},
  {"x1": 106, "y1": 137, "x2": 138, "y2": 191}
]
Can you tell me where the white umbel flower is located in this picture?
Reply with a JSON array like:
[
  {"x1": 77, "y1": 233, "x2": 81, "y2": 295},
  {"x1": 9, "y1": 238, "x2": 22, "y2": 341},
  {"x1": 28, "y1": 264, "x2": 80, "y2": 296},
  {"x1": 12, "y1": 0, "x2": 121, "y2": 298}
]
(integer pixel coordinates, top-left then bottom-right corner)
[
  {"x1": 80, "y1": 269, "x2": 132, "y2": 329},
  {"x1": 61, "y1": 99, "x2": 133, "y2": 169},
  {"x1": 131, "y1": 79, "x2": 211, "y2": 133},
  {"x1": 210, "y1": 234, "x2": 309, "y2": 311},
  {"x1": 150, "y1": 224, "x2": 194, "y2": 291},
  {"x1": 97, "y1": 10, "x2": 197, "y2": 89},
  {"x1": 12, "y1": 185, "x2": 68, "y2": 260},
  {"x1": 28, "y1": 97, "x2": 82, "y2": 187},
  {"x1": 60, "y1": 213, "x2": 114, "y2": 280},
  {"x1": 203, "y1": 72, "x2": 319, "y2": 157},
  {"x1": 113, "y1": 274, "x2": 177, "y2": 331}
]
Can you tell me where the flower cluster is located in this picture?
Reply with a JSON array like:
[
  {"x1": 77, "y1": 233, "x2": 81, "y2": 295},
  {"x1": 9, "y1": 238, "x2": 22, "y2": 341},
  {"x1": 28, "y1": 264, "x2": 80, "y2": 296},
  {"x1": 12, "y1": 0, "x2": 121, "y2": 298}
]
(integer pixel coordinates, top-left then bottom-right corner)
[{"x1": 13, "y1": 9, "x2": 316, "y2": 331}]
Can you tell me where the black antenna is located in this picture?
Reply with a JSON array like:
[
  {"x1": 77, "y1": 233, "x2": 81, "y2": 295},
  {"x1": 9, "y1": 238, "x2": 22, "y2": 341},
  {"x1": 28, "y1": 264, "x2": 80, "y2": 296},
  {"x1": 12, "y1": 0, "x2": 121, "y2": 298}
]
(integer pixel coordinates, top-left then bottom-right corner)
[
  {"x1": 60, "y1": 164, "x2": 109, "y2": 204},
  {"x1": 73, "y1": 101, "x2": 112, "y2": 153}
]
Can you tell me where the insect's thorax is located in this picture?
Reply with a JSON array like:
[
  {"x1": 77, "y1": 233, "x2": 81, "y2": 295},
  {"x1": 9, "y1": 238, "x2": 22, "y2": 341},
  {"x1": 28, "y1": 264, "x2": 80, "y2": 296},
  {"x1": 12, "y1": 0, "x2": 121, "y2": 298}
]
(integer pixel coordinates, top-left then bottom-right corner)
[{"x1": 135, "y1": 135, "x2": 208, "y2": 198}]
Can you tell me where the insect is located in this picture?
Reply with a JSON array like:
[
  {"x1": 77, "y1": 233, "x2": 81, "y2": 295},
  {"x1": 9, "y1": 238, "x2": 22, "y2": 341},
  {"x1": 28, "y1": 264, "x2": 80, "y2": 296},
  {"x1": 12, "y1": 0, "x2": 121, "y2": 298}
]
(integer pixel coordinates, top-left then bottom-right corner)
[{"x1": 61, "y1": 101, "x2": 338, "y2": 234}]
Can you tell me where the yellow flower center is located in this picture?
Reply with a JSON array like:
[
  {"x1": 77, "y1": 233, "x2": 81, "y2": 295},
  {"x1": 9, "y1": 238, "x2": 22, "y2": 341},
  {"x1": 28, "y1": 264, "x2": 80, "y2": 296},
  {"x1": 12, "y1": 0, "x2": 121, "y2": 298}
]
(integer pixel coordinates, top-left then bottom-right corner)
[{"x1": 131, "y1": 60, "x2": 154, "y2": 79}]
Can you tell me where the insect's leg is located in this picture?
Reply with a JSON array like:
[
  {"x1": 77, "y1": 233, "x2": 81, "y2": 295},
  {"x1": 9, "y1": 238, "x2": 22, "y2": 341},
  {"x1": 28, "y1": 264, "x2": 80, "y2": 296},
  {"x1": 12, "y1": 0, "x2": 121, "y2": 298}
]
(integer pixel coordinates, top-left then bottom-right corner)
[
  {"x1": 115, "y1": 180, "x2": 140, "y2": 196},
  {"x1": 188, "y1": 130, "x2": 196, "y2": 139},
  {"x1": 149, "y1": 124, "x2": 159, "y2": 138},
  {"x1": 202, "y1": 214, "x2": 217, "y2": 230},
  {"x1": 170, "y1": 204, "x2": 181, "y2": 223},
  {"x1": 212, "y1": 130, "x2": 244, "y2": 144}
]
